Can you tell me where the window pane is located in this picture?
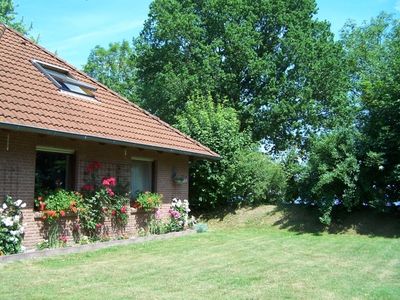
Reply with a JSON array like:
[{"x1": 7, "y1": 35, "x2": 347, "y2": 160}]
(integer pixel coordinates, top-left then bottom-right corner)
[
  {"x1": 35, "y1": 151, "x2": 72, "y2": 195},
  {"x1": 131, "y1": 161, "x2": 152, "y2": 198}
]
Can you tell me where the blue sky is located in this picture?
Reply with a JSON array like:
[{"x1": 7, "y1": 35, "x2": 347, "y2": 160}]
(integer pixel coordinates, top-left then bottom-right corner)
[{"x1": 14, "y1": 0, "x2": 400, "y2": 69}]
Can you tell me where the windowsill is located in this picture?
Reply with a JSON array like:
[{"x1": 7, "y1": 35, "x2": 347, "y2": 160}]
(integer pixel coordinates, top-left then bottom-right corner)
[{"x1": 33, "y1": 211, "x2": 78, "y2": 220}]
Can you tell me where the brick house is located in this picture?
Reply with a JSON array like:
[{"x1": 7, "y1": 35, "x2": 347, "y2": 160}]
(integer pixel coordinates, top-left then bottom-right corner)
[{"x1": 0, "y1": 24, "x2": 219, "y2": 248}]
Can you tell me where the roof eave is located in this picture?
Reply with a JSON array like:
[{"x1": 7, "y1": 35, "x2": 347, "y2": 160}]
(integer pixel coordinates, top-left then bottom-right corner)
[{"x1": 0, "y1": 122, "x2": 221, "y2": 161}]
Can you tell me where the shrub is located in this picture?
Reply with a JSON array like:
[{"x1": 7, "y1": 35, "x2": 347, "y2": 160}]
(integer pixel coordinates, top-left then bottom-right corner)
[
  {"x1": 0, "y1": 196, "x2": 26, "y2": 255},
  {"x1": 167, "y1": 198, "x2": 195, "y2": 232},
  {"x1": 227, "y1": 150, "x2": 287, "y2": 205},
  {"x1": 194, "y1": 223, "x2": 208, "y2": 233}
]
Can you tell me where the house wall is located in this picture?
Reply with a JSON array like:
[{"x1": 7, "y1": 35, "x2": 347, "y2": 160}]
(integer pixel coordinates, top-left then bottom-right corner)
[{"x1": 0, "y1": 130, "x2": 189, "y2": 248}]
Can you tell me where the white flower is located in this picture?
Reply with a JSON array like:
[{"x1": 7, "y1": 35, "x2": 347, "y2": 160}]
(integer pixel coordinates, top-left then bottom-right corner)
[
  {"x1": 21, "y1": 246, "x2": 26, "y2": 252},
  {"x1": 13, "y1": 215, "x2": 20, "y2": 222},
  {"x1": 19, "y1": 226, "x2": 24, "y2": 234},
  {"x1": 20, "y1": 202, "x2": 27, "y2": 208},
  {"x1": 14, "y1": 199, "x2": 22, "y2": 207},
  {"x1": 379, "y1": 165, "x2": 384, "y2": 171},
  {"x1": 2, "y1": 203, "x2": 7, "y2": 210},
  {"x1": 2, "y1": 217, "x2": 13, "y2": 227},
  {"x1": 10, "y1": 230, "x2": 18, "y2": 236}
]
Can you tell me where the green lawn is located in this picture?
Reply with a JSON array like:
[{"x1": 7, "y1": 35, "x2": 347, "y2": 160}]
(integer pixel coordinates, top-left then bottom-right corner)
[{"x1": 1, "y1": 205, "x2": 399, "y2": 299}]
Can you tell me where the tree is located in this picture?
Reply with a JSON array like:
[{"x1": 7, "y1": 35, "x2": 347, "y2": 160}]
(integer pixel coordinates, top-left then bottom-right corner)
[
  {"x1": 0, "y1": 0, "x2": 30, "y2": 34},
  {"x1": 84, "y1": 41, "x2": 137, "y2": 101},
  {"x1": 135, "y1": 0, "x2": 352, "y2": 151},
  {"x1": 301, "y1": 128, "x2": 360, "y2": 224},
  {"x1": 341, "y1": 14, "x2": 400, "y2": 208},
  {"x1": 175, "y1": 93, "x2": 286, "y2": 209}
]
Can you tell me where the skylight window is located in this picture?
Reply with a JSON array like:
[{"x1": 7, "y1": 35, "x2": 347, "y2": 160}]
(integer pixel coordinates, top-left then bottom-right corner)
[{"x1": 32, "y1": 60, "x2": 97, "y2": 97}]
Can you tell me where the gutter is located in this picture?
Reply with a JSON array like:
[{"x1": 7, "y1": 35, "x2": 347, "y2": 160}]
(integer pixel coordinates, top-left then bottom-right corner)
[{"x1": 0, "y1": 122, "x2": 221, "y2": 161}]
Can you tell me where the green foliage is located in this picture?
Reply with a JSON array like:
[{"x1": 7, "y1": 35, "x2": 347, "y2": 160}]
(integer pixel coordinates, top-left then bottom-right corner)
[
  {"x1": 227, "y1": 150, "x2": 286, "y2": 204},
  {"x1": 300, "y1": 128, "x2": 360, "y2": 224},
  {"x1": 0, "y1": 0, "x2": 30, "y2": 34},
  {"x1": 44, "y1": 189, "x2": 82, "y2": 213},
  {"x1": 136, "y1": 192, "x2": 162, "y2": 212},
  {"x1": 135, "y1": 0, "x2": 351, "y2": 151},
  {"x1": 341, "y1": 13, "x2": 400, "y2": 208},
  {"x1": 84, "y1": 41, "x2": 137, "y2": 101},
  {"x1": 176, "y1": 93, "x2": 284, "y2": 208}
]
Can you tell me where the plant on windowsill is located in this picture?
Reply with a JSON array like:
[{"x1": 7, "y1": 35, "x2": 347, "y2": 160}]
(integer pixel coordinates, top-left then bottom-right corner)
[{"x1": 135, "y1": 192, "x2": 163, "y2": 212}]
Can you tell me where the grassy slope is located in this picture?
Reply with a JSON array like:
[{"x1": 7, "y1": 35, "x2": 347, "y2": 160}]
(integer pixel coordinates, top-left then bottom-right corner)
[{"x1": 0, "y1": 205, "x2": 399, "y2": 299}]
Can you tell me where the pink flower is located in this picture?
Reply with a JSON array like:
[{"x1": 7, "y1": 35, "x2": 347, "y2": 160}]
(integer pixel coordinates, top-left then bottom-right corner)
[
  {"x1": 120, "y1": 206, "x2": 127, "y2": 214},
  {"x1": 155, "y1": 209, "x2": 162, "y2": 220},
  {"x1": 106, "y1": 187, "x2": 115, "y2": 197},
  {"x1": 95, "y1": 223, "x2": 102, "y2": 229},
  {"x1": 102, "y1": 177, "x2": 117, "y2": 187},
  {"x1": 111, "y1": 210, "x2": 116, "y2": 216},
  {"x1": 169, "y1": 209, "x2": 181, "y2": 219}
]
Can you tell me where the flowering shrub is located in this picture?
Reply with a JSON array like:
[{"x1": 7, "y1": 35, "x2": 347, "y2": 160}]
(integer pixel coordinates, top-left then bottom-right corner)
[
  {"x1": 0, "y1": 196, "x2": 26, "y2": 255},
  {"x1": 78, "y1": 161, "x2": 130, "y2": 237},
  {"x1": 167, "y1": 198, "x2": 195, "y2": 231},
  {"x1": 146, "y1": 198, "x2": 196, "y2": 235},
  {"x1": 135, "y1": 192, "x2": 162, "y2": 211}
]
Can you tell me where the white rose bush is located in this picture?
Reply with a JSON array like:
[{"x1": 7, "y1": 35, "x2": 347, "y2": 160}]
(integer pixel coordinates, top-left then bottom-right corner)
[{"x1": 0, "y1": 196, "x2": 26, "y2": 255}]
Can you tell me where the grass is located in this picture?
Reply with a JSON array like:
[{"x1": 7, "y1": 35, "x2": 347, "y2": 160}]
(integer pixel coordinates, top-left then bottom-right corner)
[{"x1": 0, "y1": 205, "x2": 399, "y2": 299}]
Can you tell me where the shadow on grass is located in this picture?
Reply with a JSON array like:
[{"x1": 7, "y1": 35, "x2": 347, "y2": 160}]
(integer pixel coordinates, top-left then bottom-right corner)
[
  {"x1": 195, "y1": 204, "x2": 239, "y2": 222},
  {"x1": 269, "y1": 204, "x2": 400, "y2": 238}
]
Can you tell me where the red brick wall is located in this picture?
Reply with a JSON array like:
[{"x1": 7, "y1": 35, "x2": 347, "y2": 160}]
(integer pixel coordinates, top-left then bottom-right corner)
[{"x1": 0, "y1": 130, "x2": 189, "y2": 248}]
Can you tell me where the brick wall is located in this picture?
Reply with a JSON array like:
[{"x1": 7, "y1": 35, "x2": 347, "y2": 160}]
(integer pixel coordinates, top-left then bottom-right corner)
[{"x1": 0, "y1": 130, "x2": 189, "y2": 248}]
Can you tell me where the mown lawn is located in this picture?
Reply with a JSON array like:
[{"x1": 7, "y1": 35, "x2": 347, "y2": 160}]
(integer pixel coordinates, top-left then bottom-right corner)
[{"x1": 1, "y1": 205, "x2": 399, "y2": 299}]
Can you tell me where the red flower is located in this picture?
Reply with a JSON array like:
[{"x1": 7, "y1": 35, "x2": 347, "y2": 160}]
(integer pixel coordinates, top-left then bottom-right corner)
[
  {"x1": 60, "y1": 210, "x2": 66, "y2": 217},
  {"x1": 120, "y1": 206, "x2": 127, "y2": 214},
  {"x1": 82, "y1": 184, "x2": 94, "y2": 191},
  {"x1": 85, "y1": 161, "x2": 101, "y2": 173},
  {"x1": 95, "y1": 223, "x2": 102, "y2": 229},
  {"x1": 38, "y1": 196, "x2": 43, "y2": 201},
  {"x1": 111, "y1": 210, "x2": 116, "y2": 216}
]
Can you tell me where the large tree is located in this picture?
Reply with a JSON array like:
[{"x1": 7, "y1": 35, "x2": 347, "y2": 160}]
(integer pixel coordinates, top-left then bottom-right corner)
[
  {"x1": 135, "y1": 0, "x2": 352, "y2": 151},
  {"x1": 341, "y1": 14, "x2": 400, "y2": 207}
]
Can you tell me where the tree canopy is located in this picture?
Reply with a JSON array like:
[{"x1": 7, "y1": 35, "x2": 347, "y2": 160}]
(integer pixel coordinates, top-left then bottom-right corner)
[
  {"x1": 134, "y1": 0, "x2": 352, "y2": 151},
  {"x1": 0, "y1": 0, "x2": 30, "y2": 34},
  {"x1": 84, "y1": 2, "x2": 400, "y2": 223}
]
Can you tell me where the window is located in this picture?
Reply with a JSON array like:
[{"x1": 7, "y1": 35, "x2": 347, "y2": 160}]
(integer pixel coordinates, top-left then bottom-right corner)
[
  {"x1": 131, "y1": 160, "x2": 155, "y2": 199},
  {"x1": 32, "y1": 60, "x2": 97, "y2": 97},
  {"x1": 34, "y1": 147, "x2": 76, "y2": 195}
]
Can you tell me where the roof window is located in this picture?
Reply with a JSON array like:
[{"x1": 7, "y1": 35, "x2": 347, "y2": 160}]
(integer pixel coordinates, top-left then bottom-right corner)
[{"x1": 32, "y1": 60, "x2": 97, "y2": 97}]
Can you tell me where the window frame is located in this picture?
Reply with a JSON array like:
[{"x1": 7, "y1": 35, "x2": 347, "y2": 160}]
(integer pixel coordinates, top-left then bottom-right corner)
[
  {"x1": 130, "y1": 158, "x2": 156, "y2": 200},
  {"x1": 32, "y1": 59, "x2": 97, "y2": 98},
  {"x1": 34, "y1": 146, "x2": 77, "y2": 194}
]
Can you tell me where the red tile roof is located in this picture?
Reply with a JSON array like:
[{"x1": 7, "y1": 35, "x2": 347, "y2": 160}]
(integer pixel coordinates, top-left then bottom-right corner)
[{"x1": 0, "y1": 24, "x2": 219, "y2": 159}]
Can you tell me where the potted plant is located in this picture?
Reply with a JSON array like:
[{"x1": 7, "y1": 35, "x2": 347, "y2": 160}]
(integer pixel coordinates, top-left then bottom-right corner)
[{"x1": 135, "y1": 192, "x2": 163, "y2": 212}]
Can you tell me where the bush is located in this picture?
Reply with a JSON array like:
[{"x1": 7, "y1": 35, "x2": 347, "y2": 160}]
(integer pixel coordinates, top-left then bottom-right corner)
[
  {"x1": 227, "y1": 150, "x2": 287, "y2": 205},
  {"x1": 0, "y1": 196, "x2": 26, "y2": 255}
]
